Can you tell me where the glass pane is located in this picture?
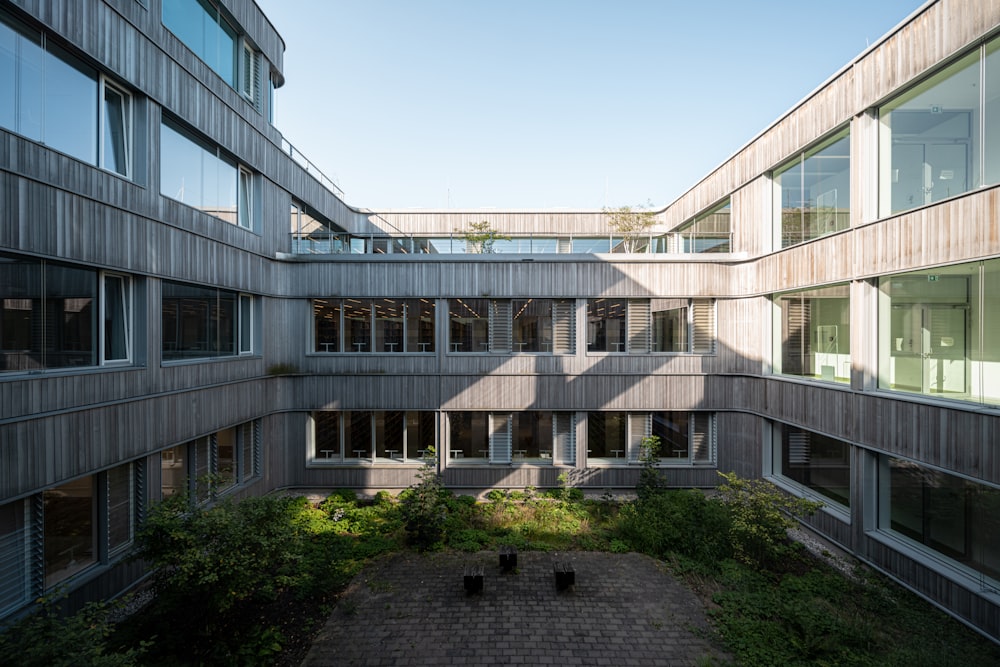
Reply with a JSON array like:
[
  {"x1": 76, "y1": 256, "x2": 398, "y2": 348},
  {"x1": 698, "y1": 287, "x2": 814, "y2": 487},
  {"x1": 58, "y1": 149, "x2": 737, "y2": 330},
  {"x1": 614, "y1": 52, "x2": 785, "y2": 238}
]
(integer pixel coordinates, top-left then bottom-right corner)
[
  {"x1": 373, "y1": 299, "x2": 404, "y2": 353},
  {"x1": 313, "y1": 299, "x2": 340, "y2": 352},
  {"x1": 405, "y1": 299, "x2": 435, "y2": 353},
  {"x1": 572, "y1": 237, "x2": 611, "y2": 253},
  {"x1": 406, "y1": 411, "x2": 436, "y2": 460},
  {"x1": 161, "y1": 445, "x2": 185, "y2": 497},
  {"x1": 17, "y1": 25, "x2": 42, "y2": 142},
  {"x1": 46, "y1": 263, "x2": 96, "y2": 369},
  {"x1": 43, "y1": 46, "x2": 97, "y2": 164},
  {"x1": 239, "y1": 294, "x2": 252, "y2": 353},
  {"x1": 985, "y1": 38, "x2": 1000, "y2": 186},
  {"x1": 651, "y1": 299, "x2": 688, "y2": 352},
  {"x1": 512, "y1": 299, "x2": 551, "y2": 352},
  {"x1": 215, "y1": 428, "x2": 236, "y2": 491},
  {"x1": 881, "y1": 51, "x2": 979, "y2": 214},
  {"x1": 776, "y1": 284, "x2": 850, "y2": 383},
  {"x1": 160, "y1": 122, "x2": 203, "y2": 206},
  {"x1": 779, "y1": 427, "x2": 850, "y2": 507},
  {"x1": 44, "y1": 477, "x2": 95, "y2": 586},
  {"x1": 102, "y1": 84, "x2": 129, "y2": 176},
  {"x1": 346, "y1": 412, "x2": 372, "y2": 458},
  {"x1": 652, "y1": 412, "x2": 689, "y2": 460},
  {"x1": 162, "y1": 281, "x2": 226, "y2": 359},
  {"x1": 980, "y1": 259, "x2": 1000, "y2": 405},
  {"x1": 587, "y1": 298, "x2": 627, "y2": 352},
  {"x1": 162, "y1": 0, "x2": 207, "y2": 60},
  {"x1": 776, "y1": 157, "x2": 804, "y2": 246},
  {"x1": 214, "y1": 289, "x2": 236, "y2": 355},
  {"x1": 512, "y1": 412, "x2": 552, "y2": 461},
  {"x1": 448, "y1": 298, "x2": 489, "y2": 352},
  {"x1": 448, "y1": 412, "x2": 487, "y2": 460},
  {"x1": 103, "y1": 274, "x2": 130, "y2": 362},
  {"x1": 374, "y1": 411, "x2": 405, "y2": 459},
  {"x1": 343, "y1": 299, "x2": 371, "y2": 352},
  {"x1": 107, "y1": 463, "x2": 133, "y2": 552},
  {"x1": 313, "y1": 411, "x2": 340, "y2": 459},
  {"x1": 587, "y1": 412, "x2": 626, "y2": 459},
  {"x1": 0, "y1": 254, "x2": 42, "y2": 372},
  {"x1": 238, "y1": 168, "x2": 252, "y2": 229},
  {"x1": 0, "y1": 18, "x2": 18, "y2": 131}
]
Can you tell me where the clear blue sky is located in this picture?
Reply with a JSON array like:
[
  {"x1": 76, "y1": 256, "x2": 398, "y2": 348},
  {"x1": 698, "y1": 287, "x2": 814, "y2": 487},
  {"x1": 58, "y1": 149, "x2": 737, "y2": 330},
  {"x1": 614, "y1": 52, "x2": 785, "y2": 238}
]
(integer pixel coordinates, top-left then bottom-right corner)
[{"x1": 255, "y1": 0, "x2": 927, "y2": 210}]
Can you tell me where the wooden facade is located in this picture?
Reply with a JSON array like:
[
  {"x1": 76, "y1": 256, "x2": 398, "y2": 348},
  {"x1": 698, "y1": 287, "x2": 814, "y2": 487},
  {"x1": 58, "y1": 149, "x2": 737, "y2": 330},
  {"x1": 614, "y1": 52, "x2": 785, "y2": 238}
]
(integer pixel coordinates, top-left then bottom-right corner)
[{"x1": 1, "y1": 0, "x2": 999, "y2": 641}]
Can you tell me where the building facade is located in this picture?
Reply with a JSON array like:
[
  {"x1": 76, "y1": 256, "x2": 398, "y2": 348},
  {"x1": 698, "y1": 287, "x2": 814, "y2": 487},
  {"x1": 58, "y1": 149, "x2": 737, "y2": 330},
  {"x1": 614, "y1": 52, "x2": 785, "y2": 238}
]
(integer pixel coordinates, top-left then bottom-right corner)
[{"x1": 1, "y1": 0, "x2": 999, "y2": 641}]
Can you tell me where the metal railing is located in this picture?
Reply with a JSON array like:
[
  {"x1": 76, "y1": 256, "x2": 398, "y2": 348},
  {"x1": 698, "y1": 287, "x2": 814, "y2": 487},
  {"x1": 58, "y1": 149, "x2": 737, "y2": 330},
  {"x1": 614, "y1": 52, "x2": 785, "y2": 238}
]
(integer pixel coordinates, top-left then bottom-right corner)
[{"x1": 280, "y1": 137, "x2": 344, "y2": 200}]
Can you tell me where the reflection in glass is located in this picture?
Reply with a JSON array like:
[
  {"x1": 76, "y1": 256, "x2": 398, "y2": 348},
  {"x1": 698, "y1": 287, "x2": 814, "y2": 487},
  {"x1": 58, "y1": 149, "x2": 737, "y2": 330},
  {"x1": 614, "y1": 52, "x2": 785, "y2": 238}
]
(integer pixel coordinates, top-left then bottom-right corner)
[
  {"x1": 43, "y1": 45, "x2": 97, "y2": 163},
  {"x1": 880, "y1": 51, "x2": 979, "y2": 215},
  {"x1": 107, "y1": 464, "x2": 133, "y2": 553},
  {"x1": 652, "y1": 412, "x2": 690, "y2": 460},
  {"x1": 46, "y1": 264, "x2": 96, "y2": 369},
  {"x1": 44, "y1": 477, "x2": 95, "y2": 587},
  {"x1": 406, "y1": 299, "x2": 435, "y2": 353},
  {"x1": 103, "y1": 274, "x2": 130, "y2": 362},
  {"x1": 449, "y1": 298, "x2": 489, "y2": 352},
  {"x1": 102, "y1": 83, "x2": 130, "y2": 176},
  {"x1": 587, "y1": 299, "x2": 627, "y2": 352},
  {"x1": 776, "y1": 130, "x2": 850, "y2": 247},
  {"x1": 374, "y1": 299, "x2": 404, "y2": 353},
  {"x1": 313, "y1": 299, "x2": 341, "y2": 353},
  {"x1": 886, "y1": 457, "x2": 1000, "y2": 583},
  {"x1": 313, "y1": 411, "x2": 340, "y2": 459},
  {"x1": 343, "y1": 299, "x2": 371, "y2": 353},
  {"x1": 160, "y1": 120, "x2": 242, "y2": 225},
  {"x1": 776, "y1": 426, "x2": 850, "y2": 507},
  {"x1": 0, "y1": 500, "x2": 28, "y2": 614},
  {"x1": 651, "y1": 299, "x2": 689, "y2": 352},
  {"x1": 448, "y1": 412, "x2": 488, "y2": 460},
  {"x1": 512, "y1": 299, "x2": 551, "y2": 352},
  {"x1": 587, "y1": 412, "x2": 627, "y2": 459},
  {"x1": 775, "y1": 284, "x2": 850, "y2": 383},
  {"x1": 161, "y1": 281, "x2": 239, "y2": 360}
]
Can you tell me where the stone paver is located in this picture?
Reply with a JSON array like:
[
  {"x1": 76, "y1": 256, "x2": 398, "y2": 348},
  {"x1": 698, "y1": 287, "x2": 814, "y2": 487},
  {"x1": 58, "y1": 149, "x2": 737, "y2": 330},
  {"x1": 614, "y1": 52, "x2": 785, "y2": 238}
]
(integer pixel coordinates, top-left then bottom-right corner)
[{"x1": 301, "y1": 551, "x2": 730, "y2": 666}]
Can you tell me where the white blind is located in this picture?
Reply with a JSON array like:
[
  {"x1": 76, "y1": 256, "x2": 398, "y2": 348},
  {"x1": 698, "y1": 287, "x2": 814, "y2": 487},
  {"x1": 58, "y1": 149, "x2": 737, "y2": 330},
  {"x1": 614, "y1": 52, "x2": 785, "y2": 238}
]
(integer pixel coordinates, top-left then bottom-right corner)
[
  {"x1": 552, "y1": 300, "x2": 576, "y2": 354},
  {"x1": 691, "y1": 299, "x2": 716, "y2": 354},
  {"x1": 553, "y1": 413, "x2": 576, "y2": 464},
  {"x1": 627, "y1": 300, "x2": 651, "y2": 354}
]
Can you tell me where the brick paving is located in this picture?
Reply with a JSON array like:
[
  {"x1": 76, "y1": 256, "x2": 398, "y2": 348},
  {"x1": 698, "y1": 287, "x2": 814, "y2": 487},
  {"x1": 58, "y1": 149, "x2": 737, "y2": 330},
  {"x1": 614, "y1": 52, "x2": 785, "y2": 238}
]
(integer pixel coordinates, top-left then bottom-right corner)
[{"x1": 300, "y1": 551, "x2": 730, "y2": 666}]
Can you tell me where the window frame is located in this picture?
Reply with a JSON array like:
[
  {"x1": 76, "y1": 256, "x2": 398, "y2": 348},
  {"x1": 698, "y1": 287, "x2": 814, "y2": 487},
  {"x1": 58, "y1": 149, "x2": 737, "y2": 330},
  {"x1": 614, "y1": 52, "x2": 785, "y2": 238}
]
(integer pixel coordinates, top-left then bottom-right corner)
[
  {"x1": 100, "y1": 271, "x2": 133, "y2": 366},
  {"x1": 98, "y1": 76, "x2": 133, "y2": 178}
]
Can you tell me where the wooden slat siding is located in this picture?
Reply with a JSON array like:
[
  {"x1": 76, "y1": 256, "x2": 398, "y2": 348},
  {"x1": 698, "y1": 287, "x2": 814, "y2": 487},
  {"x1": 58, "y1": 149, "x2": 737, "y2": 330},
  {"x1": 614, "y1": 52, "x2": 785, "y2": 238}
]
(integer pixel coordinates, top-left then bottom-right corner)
[
  {"x1": 732, "y1": 176, "x2": 772, "y2": 259},
  {"x1": 862, "y1": 537, "x2": 1000, "y2": 640}
]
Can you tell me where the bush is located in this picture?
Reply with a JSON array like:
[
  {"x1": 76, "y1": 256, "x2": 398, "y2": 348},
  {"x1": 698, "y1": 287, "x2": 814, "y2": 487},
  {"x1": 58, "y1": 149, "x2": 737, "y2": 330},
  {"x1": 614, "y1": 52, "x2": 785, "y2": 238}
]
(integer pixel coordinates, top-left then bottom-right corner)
[
  {"x1": 617, "y1": 489, "x2": 731, "y2": 563},
  {"x1": 0, "y1": 594, "x2": 147, "y2": 667},
  {"x1": 713, "y1": 472, "x2": 822, "y2": 567},
  {"x1": 400, "y1": 454, "x2": 448, "y2": 550}
]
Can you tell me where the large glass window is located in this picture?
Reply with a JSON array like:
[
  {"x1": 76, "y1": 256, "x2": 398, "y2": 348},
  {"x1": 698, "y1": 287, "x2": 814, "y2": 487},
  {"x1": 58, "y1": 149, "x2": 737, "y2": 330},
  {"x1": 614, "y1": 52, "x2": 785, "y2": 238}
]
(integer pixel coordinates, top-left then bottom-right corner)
[
  {"x1": 311, "y1": 411, "x2": 435, "y2": 462},
  {"x1": 161, "y1": 280, "x2": 252, "y2": 360},
  {"x1": 160, "y1": 119, "x2": 252, "y2": 229},
  {"x1": 589, "y1": 412, "x2": 716, "y2": 465},
  {"x1": 672, "y1": 200, "x2": 731, "y2": 253},
  {"x1": 774, "y1": 284, "x2": 851, "y2": 383},
  {"x1": 882, "y1": 456, "x2": 1000, "y2": 584},
  {"x1": 512, "y1": 299, "x2": 551, "y2": 352},
  {"x1": 879, "y1": 34, "x2": 1000, "y2": 215},
  {"x1": 651, "y1": 299, "x2": 689, "y2": 352},
  {"x1": 107, "y1": 463, "x2": 134, "y2": 554},
  {"x1": 0, "y1": 13, "x2": 133, "y2": 175},
  {"x1": 587, "y1": 299, "x2": 627, "y2": 352},
  {"x1": 449, "y1": 298, "x2": 490, "y2": 352},
  {"x1": 878, "y1": 260, "x2": 1000, "y2": 405},
  {"x1": 448, "y1": 412, "x2": 490, "y2": 461},
  {"x1": 0, "y1": 255, "x2": 131, "y2": 373},
  {"x1": 313, "y1": 299, "x2": 435, "y2": 353},
  {"x1": 162, "y1": 0, "x2": 237, "y2": 87},
  {"x1": 775, "y1": 130, "x2": 850, "y2": 247},
  {"x1": 160, "y1": 421, "x2": 260, "y2": 499},
  {"x1": 44, "y1": 477, "x2": 95, "y2": 587},
  {"x1": 773, "y1": 425, "x2": 850, "y2": 507}
]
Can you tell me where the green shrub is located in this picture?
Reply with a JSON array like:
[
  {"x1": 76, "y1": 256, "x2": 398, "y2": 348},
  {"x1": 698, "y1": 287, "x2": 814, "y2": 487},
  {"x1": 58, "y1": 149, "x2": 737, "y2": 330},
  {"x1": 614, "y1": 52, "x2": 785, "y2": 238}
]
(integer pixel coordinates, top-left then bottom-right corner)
[
  {"x1": 485, "y1": 489, "x2": 506, "y2": 502},
  {"x1": 617, "y1": 489, "x2": 731, "y2": 563},
  {"x1": 636, "y1": 435, "x2": 664, "y2": 499},
  {"x1": 449, "y1": 528, "x2": 492, "y2": 551},
  {"x1": 400, "y1": 456, "x2": 448, "y2": 550},
  {"x1": 713, "y1": 472, "x2": 822, "y2": 566},
  {"x1": 0, "y1": 595, "x2": 147, "y2": 667}
]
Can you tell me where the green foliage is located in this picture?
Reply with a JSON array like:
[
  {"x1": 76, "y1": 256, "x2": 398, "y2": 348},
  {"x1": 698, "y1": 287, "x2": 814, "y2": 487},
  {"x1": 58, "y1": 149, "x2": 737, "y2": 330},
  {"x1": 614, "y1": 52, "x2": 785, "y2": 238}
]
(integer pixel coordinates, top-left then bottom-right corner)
[
  {"x1": 485, "y1": 489, "x2": 506, "y2": 502},
  {"x1": 603, "y1": 202, "x2": 657, "y2": 252},
  {"x1": 714, "y1": 471, "x2": 823, "y2": 566},
  {"x1": 449, "y1": 528, "x2": 492, "y2": 551},
  {"x1": 617, "y1": 489, "x2": 732, "y2": 563},
  {"x1": 636, "y1": 434, "x2": 664, "y2": 499},
  {"x1": 400, "y1": 454, "x2": 449, "y2": 550},
  {"x1": 457, "y1": 220, "x2": 511, "y2": 253},
  {"x1": 0, "y1": 594, "x2": 148, "y2": 667}
]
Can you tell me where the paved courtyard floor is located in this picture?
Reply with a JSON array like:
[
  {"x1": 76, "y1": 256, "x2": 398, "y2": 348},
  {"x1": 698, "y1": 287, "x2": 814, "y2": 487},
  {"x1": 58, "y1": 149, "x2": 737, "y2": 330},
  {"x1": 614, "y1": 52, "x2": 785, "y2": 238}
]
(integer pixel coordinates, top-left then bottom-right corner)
[{"x1": 301, "y1": 550, "x2": 730, "y2": 666}]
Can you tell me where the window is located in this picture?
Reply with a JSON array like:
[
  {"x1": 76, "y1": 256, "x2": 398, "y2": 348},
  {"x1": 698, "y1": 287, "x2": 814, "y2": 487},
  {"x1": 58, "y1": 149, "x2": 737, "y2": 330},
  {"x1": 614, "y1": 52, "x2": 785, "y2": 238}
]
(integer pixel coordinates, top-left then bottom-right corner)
[
  {"x1": 101, "y1": 273, "x2": 132, "y2": 364},
  {"x1": 290, "y1": 202, "x2": 350, "y2": 254},
  {"x1": 162, "y1": 0, "x2": 238, "y2": 88},
  {"x1": 161, "y1": 421, "x2": 261, "y2": 499},
  {"x1": 589, "y1": 412, "x2": 716, "y2": 465},
  {"x1": 774, "y1": 129, "x2": 850, "y2": 247},
  {"x1": 670, "y1": 200, "x2": 731, "y2": 253},
  {"x1": 587, "y1": 298, "x2": 714, "y2": 354},
  {"x1": 314, "y1": 298, "x2": 435, "y2": 354},
  {"x1": 160, "y1": 119, "x2": 254, "y2": 229},
  {"x1": 449, "y1": 298, "x2": 490, "y2": 352},
  {"x1": 448, "y1": 298, "x2": 573, "y2": 354},
  {"x1": 772, "y1": 425, "x2": 850, "y2": 508},
  {"x1": 879, "y1": 35, "x2": 1000, "y2": 216},
  {"x1": 448, "y1": 412, "x2": 490, "y2": 461},
  {"x1": 0, "y1": 12, "x2": 134, "y2": 175},
  {"x1": 101, "y1": 79, "x2": 132, "y2": 177},
  {"x1": 881, "y1": 456, "x2": 1000, "y2": 584},
  {"x1": 878, "y1": 259, "x2": 1000, "y2": 406},
  {"x1": 0, "y1": 254, "x2": 137, "y2": 373},
  {"x1": 774, "y1": 284, "x2": 850, "y2": 383},
  {"x1": 44, "y1": 477, "x2": 96, "y2": 587},
  {"x1": 0, "y1": 500, "x2": 29, "y2": 616},
  {"x1": 311, "y1": 411, "x2": 435, "y2": 462},
  {"x1": 107, "y1": 463, "x2": 134, "y2": 554},
  {"x1": 161, "y1": 280, "x2": 254, "y2": 360},
  {"x1": 512, "y1": 299, "x2": 551, "y2": 352}
]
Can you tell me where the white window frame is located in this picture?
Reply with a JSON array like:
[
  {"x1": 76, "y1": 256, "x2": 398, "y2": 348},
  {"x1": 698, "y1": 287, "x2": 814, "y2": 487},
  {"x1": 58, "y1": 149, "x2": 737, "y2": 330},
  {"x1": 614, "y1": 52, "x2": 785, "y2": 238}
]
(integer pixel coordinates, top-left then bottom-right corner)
[
  {"x1": 99, "y1": 272, "x2": 132, "y2": 365},
  {"x1": 238, "y1": 165, "x2": 254, "y2": 230},
  {"x1": 240, "y1": 40, "x2": 260, "y2": 107},
  {"x1": 238, "y1": 293, "x2": 254, "y2": 355},
  {"x1": 98, "y1": 77, "x2": 133, "y2": 178}
]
